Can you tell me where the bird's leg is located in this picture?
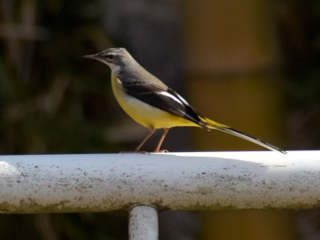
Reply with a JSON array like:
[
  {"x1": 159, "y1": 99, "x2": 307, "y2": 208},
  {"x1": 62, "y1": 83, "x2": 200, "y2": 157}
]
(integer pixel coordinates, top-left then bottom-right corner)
[
  {"x1": 154, "y1": 128, "x2": 169, "y2": 152},
  {"x1": 134, "y1": 128, "x2": 156, "y2": 152}
]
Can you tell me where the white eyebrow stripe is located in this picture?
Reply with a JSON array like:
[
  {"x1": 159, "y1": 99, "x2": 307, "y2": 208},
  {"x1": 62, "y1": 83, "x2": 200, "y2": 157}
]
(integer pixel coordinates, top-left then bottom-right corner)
[{"x1": 158, "y1": 91, "x2": 183, "y2": 104}]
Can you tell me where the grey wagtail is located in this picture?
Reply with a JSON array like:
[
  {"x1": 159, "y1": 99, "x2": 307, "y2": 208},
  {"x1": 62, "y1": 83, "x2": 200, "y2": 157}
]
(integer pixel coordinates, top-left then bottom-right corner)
[{"x1": 84, "y1": 48, "x2": 286, "y2": 154}]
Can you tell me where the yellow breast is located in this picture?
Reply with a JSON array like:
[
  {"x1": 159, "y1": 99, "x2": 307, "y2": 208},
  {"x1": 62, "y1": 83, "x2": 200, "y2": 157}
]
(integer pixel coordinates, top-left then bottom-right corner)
[{"x1": 111, "y1": 75, "x2": 198, "y2": 129}]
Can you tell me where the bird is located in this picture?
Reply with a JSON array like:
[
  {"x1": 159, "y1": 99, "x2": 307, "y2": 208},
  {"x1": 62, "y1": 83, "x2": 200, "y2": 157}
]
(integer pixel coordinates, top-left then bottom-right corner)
[{"x1": 84, "y1": 48, "x2": 286, "y2": 154}]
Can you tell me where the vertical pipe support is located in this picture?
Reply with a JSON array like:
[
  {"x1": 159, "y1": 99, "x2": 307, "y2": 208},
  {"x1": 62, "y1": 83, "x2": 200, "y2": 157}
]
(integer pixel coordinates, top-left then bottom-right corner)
[{"x1": 129, "y1": 205, "x2": 158, "y2": 240}]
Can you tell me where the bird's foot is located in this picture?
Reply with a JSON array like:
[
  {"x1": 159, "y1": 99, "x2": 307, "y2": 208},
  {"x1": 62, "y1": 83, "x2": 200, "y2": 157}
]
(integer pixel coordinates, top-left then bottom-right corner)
[
  {"x1": 119, "y1": 151, "x2": 148, "y2": 154},
  {"x1": 119, "y1": 149, "x2": 169, "y2": 154},
  {"x1": 154, "y1": 149, "x2": 169, "y2": 153}
]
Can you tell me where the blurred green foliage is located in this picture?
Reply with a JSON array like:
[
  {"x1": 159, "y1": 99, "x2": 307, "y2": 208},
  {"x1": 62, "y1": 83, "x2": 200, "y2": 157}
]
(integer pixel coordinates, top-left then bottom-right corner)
[
  {"x1": 0, "y1": 0, "x2": 127, "y2": 239},
  {"x1": 0, "y1": 0, "x2": 119, "y2": 154}
]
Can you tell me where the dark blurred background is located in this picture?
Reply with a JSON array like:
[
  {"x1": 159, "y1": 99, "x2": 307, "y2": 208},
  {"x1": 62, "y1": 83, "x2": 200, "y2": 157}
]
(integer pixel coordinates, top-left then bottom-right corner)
[{"x1": 0, "y1": 0, "x2": 320, "y2": 239}]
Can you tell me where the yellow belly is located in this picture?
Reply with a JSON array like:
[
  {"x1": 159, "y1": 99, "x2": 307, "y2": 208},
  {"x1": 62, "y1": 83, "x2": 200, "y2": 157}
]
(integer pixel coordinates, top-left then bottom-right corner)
[{"x1": 111, "y1": 75, "x2": 198, "y2": 129}]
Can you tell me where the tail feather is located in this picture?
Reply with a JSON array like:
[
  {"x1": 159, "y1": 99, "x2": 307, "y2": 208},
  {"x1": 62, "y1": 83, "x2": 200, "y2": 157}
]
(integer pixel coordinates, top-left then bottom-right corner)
[{"x1": 201, "y1": 118, "x2": 286, "y2": 154}]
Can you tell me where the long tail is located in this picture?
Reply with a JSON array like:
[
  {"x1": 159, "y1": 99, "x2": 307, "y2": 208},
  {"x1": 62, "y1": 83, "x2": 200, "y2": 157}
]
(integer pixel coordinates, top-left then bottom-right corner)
[{"x1": 201, "y1": 117, "x2": 287, "y2": 154}]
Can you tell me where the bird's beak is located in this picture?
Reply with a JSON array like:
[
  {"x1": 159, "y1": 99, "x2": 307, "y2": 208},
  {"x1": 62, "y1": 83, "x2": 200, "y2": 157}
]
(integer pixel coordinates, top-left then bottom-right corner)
[
  {"x1": 83, "y1": 53, "x2": 108, "y2": 65},
  {"x1": 83, "y1": 54, "x2": 98, "y2": 59}
]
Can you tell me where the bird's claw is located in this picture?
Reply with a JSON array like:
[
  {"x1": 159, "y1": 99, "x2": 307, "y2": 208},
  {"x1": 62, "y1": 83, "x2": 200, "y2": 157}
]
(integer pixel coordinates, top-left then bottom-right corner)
[
  {"x1": 119, "y1": 151, "x2": 148, "y2": 154},
  {"x1": 154, "y1": 149, "x2": 169, "y2": 153}
]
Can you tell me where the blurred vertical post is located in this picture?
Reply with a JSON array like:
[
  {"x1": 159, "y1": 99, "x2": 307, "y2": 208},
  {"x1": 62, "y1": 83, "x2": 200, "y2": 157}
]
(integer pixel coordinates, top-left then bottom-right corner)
[
  {"x1": 183, "y1": 0, "x2": 294, "y2": 240},
  {"x1": 184, "y1": 0, "x2": 285, "y2": 151}
]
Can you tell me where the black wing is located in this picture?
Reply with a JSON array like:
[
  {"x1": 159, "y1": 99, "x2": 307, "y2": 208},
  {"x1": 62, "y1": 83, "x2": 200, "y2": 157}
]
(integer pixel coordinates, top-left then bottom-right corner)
[{"x1": 120, "y1": 79, "x2": 207, "y2": 128}]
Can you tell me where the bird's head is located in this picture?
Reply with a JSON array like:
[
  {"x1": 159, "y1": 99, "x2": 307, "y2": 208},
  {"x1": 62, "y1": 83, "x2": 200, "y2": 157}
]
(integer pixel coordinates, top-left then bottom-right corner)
[{"x1": 83, "y1": 48, "x2": 132, "y2": 73}]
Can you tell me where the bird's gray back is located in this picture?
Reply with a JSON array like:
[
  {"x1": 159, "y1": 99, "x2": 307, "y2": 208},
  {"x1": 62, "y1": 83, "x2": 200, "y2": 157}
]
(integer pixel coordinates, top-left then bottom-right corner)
[{"x1": 120, "y1": 59, "x2": 168, "y2": 90}]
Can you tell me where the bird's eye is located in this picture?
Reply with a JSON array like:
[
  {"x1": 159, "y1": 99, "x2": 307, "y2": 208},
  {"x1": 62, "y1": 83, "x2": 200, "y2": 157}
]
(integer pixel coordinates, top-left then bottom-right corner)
[{"x1": 106, "y1": 54, "x2": 114, "y2": 60}]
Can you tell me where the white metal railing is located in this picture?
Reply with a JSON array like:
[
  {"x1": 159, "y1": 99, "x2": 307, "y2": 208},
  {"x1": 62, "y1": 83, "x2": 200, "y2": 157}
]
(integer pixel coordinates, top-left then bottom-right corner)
[{"x1": 0, "y1": 151, "x2": 319, "y2": 239}]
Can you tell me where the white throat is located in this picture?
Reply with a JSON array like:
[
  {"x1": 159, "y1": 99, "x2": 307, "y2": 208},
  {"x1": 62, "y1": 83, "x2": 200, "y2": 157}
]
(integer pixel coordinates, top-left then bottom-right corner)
[{"x1": 109, "y1": 64, "x2": 121, "y2": 75}]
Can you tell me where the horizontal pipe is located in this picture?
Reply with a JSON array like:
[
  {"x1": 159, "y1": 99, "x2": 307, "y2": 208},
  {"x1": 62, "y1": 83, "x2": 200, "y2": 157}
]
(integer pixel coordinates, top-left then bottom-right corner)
[{"x1": 0, "y1": 151, "x2": 319, "y2": 213}]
